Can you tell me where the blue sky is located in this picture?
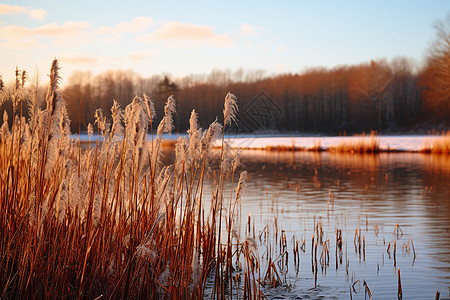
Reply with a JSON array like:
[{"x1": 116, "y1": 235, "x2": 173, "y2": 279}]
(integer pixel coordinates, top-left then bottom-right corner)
[{"x1": 1, "y1": 0, "x2": 449, "y2": 84}]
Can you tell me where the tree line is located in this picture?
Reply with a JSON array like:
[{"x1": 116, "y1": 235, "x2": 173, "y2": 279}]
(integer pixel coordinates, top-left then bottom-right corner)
[{"x1": 59, "y1": 55, "x2": 447, "y2": 135}]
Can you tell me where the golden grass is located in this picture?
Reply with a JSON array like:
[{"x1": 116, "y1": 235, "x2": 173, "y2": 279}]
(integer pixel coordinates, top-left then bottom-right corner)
[
  {"x1": 421, "y1": 131, "x2": 450, "y2": 154},
  {"x1": 225, "y1": 133, "x2": 379, "y2": 153},
  {"x1": 328, "y1": 131, "x2": 380, "y2": 154},
  {"x1": 0, "y1": 60, "x2": 251, "y2": 299},
  {"x1": 219, "y1": 131, "x2": 450, "y2": 155},
  {"x1": 264, "y1": 144, "x2": 305, "y2": 152}
]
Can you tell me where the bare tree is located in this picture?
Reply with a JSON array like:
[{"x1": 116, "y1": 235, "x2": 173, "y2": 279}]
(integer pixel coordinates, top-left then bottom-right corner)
[
  {"x1": 357, "y1": 60, "x2": 393, "y2": 131},
  {"x1": 427, "y1": 13, "x2": 450, "y2": 107},
  {"x1": 390, "y1": 57, "x2": 420, "y2": 124}
]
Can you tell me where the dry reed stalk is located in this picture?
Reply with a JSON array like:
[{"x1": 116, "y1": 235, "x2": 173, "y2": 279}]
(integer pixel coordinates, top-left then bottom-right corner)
[
  {"x1": 398, "y1": 267, "x2": 402, "y2": 299},
  {"x1": 363, "y1": 235, "x2": 366, "y2": 261},
  {"x1": 387, "y1": 241, "x2": 391, "y2": 259},
  {"x1": 394, "y1": 240, "x2": 397, "y2": 266},
  {"x1": 394, "y1": 223, "x2": 403, "y2": 238},
  {"x1": 363, "y1": 280, "x2": 373, "y2": 299}
]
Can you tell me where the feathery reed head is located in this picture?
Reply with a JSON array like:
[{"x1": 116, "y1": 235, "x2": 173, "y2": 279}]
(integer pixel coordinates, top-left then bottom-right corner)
[
  {"x1": 21, "y1": 70, "x2": 27, "y2": 89},
  {"x1": 15, "y1": 66, "x2": 20, "y2": 92},
  {"x1": 187, "y1": 109, "x2": 202, "y2": 165},
  {"x1": 143, "y1": 93, "x2": 156, "y2": 124},
  {"x1": 188, "y1": 109, "x2": 199, "y2": 136},
  {"x1": 157, "y1": 95, "x2": 176, "y2": 135},
  {"x1": 110, "y1": 100, "x2": 124, "y2": 141},
  {"x1": 175, "y1": 136, "x2": 188, "y2": 168},
  {"x1": 94, "y1": 108, "x2": 107, "y2": 134},
  {"x1": 45, "y1": 58, "x2": 61, "y2": 112},
  {"x1": 223, "y1": 92, "x2": 238, "y2": 127},
  {"x1": 87, "y1": 123, "x2": 94, "y2": 137},
  {"x1": 164, "y1": 95, "x2": 176, "y2": 116},
  {"x1": 232, "y1": 148, "x2": 241, "y2": 172},
  {"x1": 0, "y1": 74, "x2": 4, "y2": 92},
  {"x1": 201, "y1": 119, "x2": 222, "y2": 152},
  {"x1": 235, "y1": 171, "x2": 247, "y2": 202},
  {"x1": 48, "y1": 58, "x2": 61, "y2": 93}
]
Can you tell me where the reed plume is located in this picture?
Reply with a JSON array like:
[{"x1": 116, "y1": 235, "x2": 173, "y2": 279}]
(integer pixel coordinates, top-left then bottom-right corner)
[
  {"x1": 45, "y1": 59, "x2": 61, "y2": 114},
  {"x1": 223, "y1": 92, "x2": 238, "y2": 128}
]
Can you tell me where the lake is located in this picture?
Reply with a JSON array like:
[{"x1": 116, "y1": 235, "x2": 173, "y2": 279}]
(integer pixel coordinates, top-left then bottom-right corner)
[
  {"x1": 204, "y1": 150, "x2": 450, "y2": 299},
  {"x1": 76, "y1": 133, "x2": 450, "y2": 298}
]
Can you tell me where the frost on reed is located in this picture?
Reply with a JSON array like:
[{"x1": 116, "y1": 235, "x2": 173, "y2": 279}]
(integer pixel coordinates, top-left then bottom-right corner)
[{"x1": 0, "y1": 60, "x2": 252, "y2": 299}]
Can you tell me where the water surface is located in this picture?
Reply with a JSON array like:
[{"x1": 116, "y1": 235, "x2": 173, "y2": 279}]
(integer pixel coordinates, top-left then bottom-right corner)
[{"x1": 213, "y1": 151, "x2": 450, "y2": 299}]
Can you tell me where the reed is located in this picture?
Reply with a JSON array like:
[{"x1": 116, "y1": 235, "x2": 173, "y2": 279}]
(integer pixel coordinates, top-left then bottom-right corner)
[
  {"x1": 0, "y1": 60, "x2": 248, "y2": 299},
  {"x1": 397, "y1": 267, "x2": 402, "y2": 300},
  {"x1": 329, "y1": 131, "x2": 380, "y2": 153},
  {"x1": 421, "y1": 131, "x2": 450, "y2": 154},
  {"x1": 364, "y1": 280, "x2": 373, "y2": 299}
]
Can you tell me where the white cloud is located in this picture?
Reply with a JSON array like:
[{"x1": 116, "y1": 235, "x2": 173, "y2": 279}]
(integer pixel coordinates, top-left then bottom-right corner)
[
  {"x1": 28, "y1": 9, "x2": 46, "y2": 21},
  {"x1": 244, "y1": 41, "x2": 267, "y2": 51},
  {"x1": 0, "y1": 21, "x2": 92, "y2": 48},
  {"x1": 240, "y1": 23, "x2": 256, "y2": 36},
  {"x1": 1, "y1": 18, "x2": 233, "y2": 51},
  {"x1": 94, "y1": 16, "x2": 153, "y2": 36},
  {"x1": 35, "y1": 21, "x2": 90, "y2": 37},
  {"x1": 0, "y1": 4, "x2": 46, "y2": 20},
  {"x1": 137, "y1": 21, "x2": 233, "y2": 47},
  {"x1": 0, "y1": 17, "x2": 234, "y2": 73},
  {"x1": 115, "y1": 16, "x2": 154, "y2": 34},
  {"x1": 59, "y1": 54, "x2": 99, "y2": 65},
  {"x1": 0, "y1": 21, "x2": 90, "y2": 39},
  {"x1": 0, "y1": 38, "x2": 38, "y2": 50},
  {"x1": 0, "y1": 16, "x2": 155, "y2": 50},
  {"x1": 129, "y1": 50, "x2": 158, "y2": 60}
]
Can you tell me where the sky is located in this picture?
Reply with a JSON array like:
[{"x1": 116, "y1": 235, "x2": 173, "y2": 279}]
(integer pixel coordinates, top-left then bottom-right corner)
[{"x1": 0, "y1": 0, "x2": 449, "y2": 84}]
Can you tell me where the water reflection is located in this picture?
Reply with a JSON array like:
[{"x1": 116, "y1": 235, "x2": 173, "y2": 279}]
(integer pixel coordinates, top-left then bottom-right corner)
[
  {"x1": 233, "y1": 151, "x2": 450, "y2": 298},
  {"x1": 161, "y1": 148, "x2": 450, "y2": 298}
]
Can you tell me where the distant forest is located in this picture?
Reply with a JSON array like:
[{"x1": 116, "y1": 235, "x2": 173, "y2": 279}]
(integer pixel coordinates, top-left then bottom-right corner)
[
  {"x1": 2, "y1": 18, "x2": 449, "y2": 135},
  {"x1": 60, "y1": 56, "x2": 448, "y2": 135}
]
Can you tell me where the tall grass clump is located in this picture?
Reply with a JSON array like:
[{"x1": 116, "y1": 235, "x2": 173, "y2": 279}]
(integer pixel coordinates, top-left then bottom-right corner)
[
  {"x1": 0, "y1": 60, "x2": 251, "y2": 299},
  {"x1": 329, "y1": 131, "x2": 380, "y2": 153},
  {"x1": 421, "y1": 131, "x2": 450, "y2": 154}
]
